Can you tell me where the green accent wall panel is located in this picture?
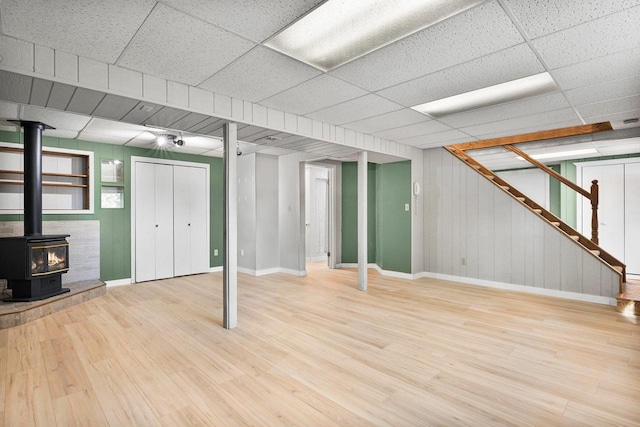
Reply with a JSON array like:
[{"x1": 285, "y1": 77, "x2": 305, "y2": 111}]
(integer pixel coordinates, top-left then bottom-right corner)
[{"x1": 375, "y1": 161, "x2": 412, "y2": 273}]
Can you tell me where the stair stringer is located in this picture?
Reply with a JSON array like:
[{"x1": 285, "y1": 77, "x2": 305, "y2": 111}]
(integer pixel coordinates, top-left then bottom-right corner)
[{"x1": 423, "y1": 147, "x2": 621, "y2": 300}]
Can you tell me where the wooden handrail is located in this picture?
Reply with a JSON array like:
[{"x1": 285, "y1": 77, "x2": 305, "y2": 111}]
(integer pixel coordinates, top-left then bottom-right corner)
[
  {"x1": 503, "y1": 144, "x2": 599, "y2": 244},
  {"x1": 502, "y1": 145, "x2": 591, "y2": 198}
]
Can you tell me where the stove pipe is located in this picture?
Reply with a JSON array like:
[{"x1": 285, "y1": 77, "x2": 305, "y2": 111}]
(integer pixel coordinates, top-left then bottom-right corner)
[{"x1": 11, "y1": 120, "x2": 55, "y2": 236}]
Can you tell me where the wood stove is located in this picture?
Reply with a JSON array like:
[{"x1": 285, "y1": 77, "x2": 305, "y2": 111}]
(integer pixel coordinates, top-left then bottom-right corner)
[{"x1": 0, "y1": 121, "x2": 70, "y2": 302}]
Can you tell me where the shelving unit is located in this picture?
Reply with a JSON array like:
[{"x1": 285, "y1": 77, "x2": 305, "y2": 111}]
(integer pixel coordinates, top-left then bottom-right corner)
[{"x1": 0, "y1": 143, "x2": 94, "y2": 213}]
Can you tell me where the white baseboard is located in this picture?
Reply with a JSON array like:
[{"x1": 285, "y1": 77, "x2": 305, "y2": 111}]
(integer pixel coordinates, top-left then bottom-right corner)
[
  {"x1": 209, "y1": 266, "x2": 223, "y2": 273},
  {"x1": 416, "y1": 271, "x2": 615, "y2": 306},
  {"x1": 105, "y1": 278, "x2": 132, "y2": 287},
  {"x1": 337, "y1": 263, "x2": 413, "y2": 280},
  {"x1": 237, "y1": 267, "x2": 307, "y2": 277}
]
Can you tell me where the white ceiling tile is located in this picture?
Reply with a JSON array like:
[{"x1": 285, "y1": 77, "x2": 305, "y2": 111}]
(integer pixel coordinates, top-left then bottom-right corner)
[
  {"x1": 343, "y1": 109, "x2": 429, "y2": 134},
  {"x1": 551, "y1": 46, "x2": 640, "y2": 90},
  {"x1": 199, "y1": 47, "x2": 321, "y2": 103},
  {"x1": 565, "y1": 76, "x2": 640, "y2": 106},
  {"x1": 0, "y1": 70, "x2": 32, "y2": 104},
  {"x1": 169, "y1": 113, "x2": 210, "y2": 132},
  {"x1": 259, "y1": 147, "x2": 298, "y2": 156},
  {"x1": 468, "y1": 118, "x2": 582, "y2": 140},
  {"x1": 80, "y1": 117, "x2": 149, "y2": 142},
  {"x1": 460, "y1": 109, "x2": 581, "y2": 137},
  {"x1": 585, "y1": 109, "x2": 640, "y2": 131},
  {"x1": 0, "y1": 101, "x2": 20, "y2": 119},
  {"x1": 532, "y1": 6, "x2": 640, "y2": 69},
  {"x1": 121, "y1": 102, "x2": 164, "y2": 125},
  {"x1": 0, "y1": 0, "x2": 155, "y2": 63},
  {"x1": 21, "y1": 105, "x2": 91, "y2": 131},
  {"x1": 92, "y1": 95, "x2": 139, "y2": 121},
  {"x1": 29, "y1": 79, "x2": 53, "y2": 107},
  {"x1": 46, "y1": 129, "x2": 79, "y2": 139},
  {"x1": 0, "y1": 34, "x2": 34, "y2": 71},
  {"x1": 118, "y1": 4, "x2": 255, "y2": 86},
  {"x1": 503, "y1": 0, "x2": 640, "y2": 39},
  {"x1": 438, "y1": 93, "x2": 570, "y2": 128},
  {"x1": 160, "y1": 0, "x2": 324, "y2": 43},
  {"x1": 400, "y1": 129, "x2": 473, "y2": 147},
  {"x1": 66, "y1": 88, "x2": 106, "y2": 116},
  {"x1": 260, "y1": 74, "x2": 367, "y2": 115},
  {"x1": 375, "y1": 120, "x2": 452, "y2": 141},
  {"x1": 577, "y1": 95, "x2": 640, "y2": 118},
  {"x1": 330, "y1": 1, "x2": 524, "y2": 91},
  {"x1": 46, "y1": 83, "x2": 76, "y2": 110},
  {"x1": 306, "y1": 94, "x2": 403, "y2": 125},
  {"x1": 143, "y1": 107, "x2": 190, "y2": 128},
  {"x1": 377, "y1": 44, "x2": 544, "y2": 107}
]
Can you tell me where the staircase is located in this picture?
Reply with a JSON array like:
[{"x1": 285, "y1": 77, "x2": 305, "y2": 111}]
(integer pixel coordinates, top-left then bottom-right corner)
[{"x1": 445, "y1": 145, "x2": 638, "y2": 315}]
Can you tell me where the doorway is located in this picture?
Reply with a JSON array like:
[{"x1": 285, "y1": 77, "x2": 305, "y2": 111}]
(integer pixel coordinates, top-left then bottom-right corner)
[{"x1": 302, "y1": 162, "x2": 340, "y2": 271}]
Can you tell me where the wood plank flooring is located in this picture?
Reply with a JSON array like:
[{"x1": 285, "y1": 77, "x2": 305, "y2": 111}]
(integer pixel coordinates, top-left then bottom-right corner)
[{"x1": 1, "y1": 264, "x2": 639, "y2": 426}]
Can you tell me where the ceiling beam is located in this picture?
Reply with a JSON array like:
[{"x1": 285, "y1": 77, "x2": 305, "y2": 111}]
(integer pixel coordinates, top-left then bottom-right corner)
[{"x1": 449, "y1": 122, "x2": 613, "y2": 151}]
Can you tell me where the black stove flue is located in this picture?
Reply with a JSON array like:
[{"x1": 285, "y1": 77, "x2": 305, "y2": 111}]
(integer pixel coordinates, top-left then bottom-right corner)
[{"x1": 0, "y1": 121, "x2": 70, "y2": 302}]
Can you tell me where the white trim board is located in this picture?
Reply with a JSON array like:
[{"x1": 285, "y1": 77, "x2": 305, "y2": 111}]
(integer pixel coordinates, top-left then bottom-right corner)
[
  {"x1": 238, "y1": 267, "x2": 306, "y2": 277},
  {"x1": 105, "y1": 278, "x2": 132, "y2": 287},
  {"x1": 414, "y1": 271, "x2": 616, "y2": 306}
]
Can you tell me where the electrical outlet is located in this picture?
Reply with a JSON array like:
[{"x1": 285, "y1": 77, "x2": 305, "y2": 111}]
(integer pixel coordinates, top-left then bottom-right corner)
[
  {"x1": 404, "y1": 203, "x2": 410, "y2": 211},
  {"x1": 214, "y1": 249, "x2": 218, "y2": 256},
  {"x1": 240, "y1": 249, "x2": 244, "y2": 256}
]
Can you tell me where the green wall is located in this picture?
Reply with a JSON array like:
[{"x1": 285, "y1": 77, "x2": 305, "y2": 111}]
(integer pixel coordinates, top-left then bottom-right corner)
[
  {"x1": 375, "y1": 161, "x2": 412, "y2": 273},
  {"x1": 341, "y1": 160, "x2": 411, "y2": 273},
  {"x1": 0, "y1": 130, "x2": 223, "y2": 281}
]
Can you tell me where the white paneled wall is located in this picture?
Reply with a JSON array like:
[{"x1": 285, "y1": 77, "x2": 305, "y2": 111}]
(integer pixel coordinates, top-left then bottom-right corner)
[{"x1": 423, "y1": 148, "x2": 619, "y2": 299}]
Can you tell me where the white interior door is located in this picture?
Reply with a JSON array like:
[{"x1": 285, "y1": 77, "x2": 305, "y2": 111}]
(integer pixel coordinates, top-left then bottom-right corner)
[
  {"x1": 174, "y1": 165, "x2": 209, "y2": 276},
  {"x1": 305, "y1": 166, "x2": 329, "y2": 262},
  {"x1": 625, "y1": 163, "x2": 640, "y2": 274},
  {"x1": 154, "y1": 164, "x2": 174, "y2": 280},
  {"x1": 135, "y1": 163, "x2": 174, "y2": 282},
  {"x1": 581, "y1": 164, "x2": 625, "y2": 261},
  {"x1": 135, "y1": 162, "x2": 156, "y2": 282}
]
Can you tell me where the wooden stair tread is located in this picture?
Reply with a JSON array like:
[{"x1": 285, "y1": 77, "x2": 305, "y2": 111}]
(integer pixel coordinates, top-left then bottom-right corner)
[
  {"x1": 551, "y1": 222, "x2": 560, "y2": 226},
  {"x1": 569, "y1": 235, "x2": 580, "y2": 241},
  {"x1": 516, "y1": 197, "x2": 525, "y2": 202},
  {"x1": 533, "y1": 209, "x2": 542, "y2": 214},
  {"x1": 499, "y1": 185, "x2": 510, "y2": 190},
  {"x1": 471, "y1": 165, "x2": 481, "y2": 170},
  {"x1": 612, "y1": 266, "x2": 624, "y2": 273},
  {"x1": 482, "y1": 174, "x2": 495, "y2": 180},
  {"x1": 590, "y1": 250, "x2": 600, "y2": 256}
]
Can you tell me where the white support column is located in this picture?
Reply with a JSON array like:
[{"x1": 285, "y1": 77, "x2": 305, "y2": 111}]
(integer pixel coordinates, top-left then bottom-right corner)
[
  {"x1": 358, "y1": 151, "x2": 368, "y2": 291},
  {"x1": 223, "y1": 123, "x2": 238, "y2": 329}
]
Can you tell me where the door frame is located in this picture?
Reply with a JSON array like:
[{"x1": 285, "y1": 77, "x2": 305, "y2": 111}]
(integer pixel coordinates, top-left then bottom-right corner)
[
  {"x1": 131, "y1": 156, "x2": 210, "y2": 283},
  {"x1": 300, "y1": 160, "x2": 341, "y2": 269}
]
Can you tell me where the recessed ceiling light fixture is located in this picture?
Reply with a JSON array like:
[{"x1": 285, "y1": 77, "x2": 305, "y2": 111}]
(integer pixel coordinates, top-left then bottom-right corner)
[
  {"x1": 265, "y1": 0, "x2": 485, "y2": 71},
  {"x1": 411, "y1": 72, "x2": 559, "y2": 118}
]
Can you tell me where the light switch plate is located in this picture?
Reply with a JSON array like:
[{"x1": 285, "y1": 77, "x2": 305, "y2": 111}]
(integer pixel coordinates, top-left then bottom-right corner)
[{"x1": 405, "y1": 203, "x2": 410, "y2": 211}]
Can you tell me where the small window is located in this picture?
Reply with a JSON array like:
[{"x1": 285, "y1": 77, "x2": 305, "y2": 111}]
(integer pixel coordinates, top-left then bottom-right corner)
[
  {"x1": 101, "y1": 159, "x2": 124, "y2": 183},
  {"x1": 101, "y1": 185, "x2": 124, "y2": 209}
]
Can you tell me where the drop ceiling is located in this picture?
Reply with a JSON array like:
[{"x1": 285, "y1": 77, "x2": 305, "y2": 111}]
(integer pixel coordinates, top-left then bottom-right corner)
[{"x1": 0, "y1": 0, "x2": 639, "y2": 158}]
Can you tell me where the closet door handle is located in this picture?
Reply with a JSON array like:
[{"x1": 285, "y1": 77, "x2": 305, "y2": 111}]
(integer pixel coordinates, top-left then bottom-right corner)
[
  {"x1": 188, "y1": 223, "x2": 191, "y2": 226},
  {"x1": 155, "y1": 224, "x2": 158, "y2": 228}
]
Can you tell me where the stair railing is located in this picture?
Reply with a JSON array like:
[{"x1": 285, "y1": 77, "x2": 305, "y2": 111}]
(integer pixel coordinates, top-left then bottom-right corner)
[{"x1": 502, "y1": 144, "x2": 600, "y2": 245}]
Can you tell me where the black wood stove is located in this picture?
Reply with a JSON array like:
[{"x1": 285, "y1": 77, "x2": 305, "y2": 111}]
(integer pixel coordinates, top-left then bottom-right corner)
[{"x1": 0, "y1": 121, "x2": 70, "y2": 302}]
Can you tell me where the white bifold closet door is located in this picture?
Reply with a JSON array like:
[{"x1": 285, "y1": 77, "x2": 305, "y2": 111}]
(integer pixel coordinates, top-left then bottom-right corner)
[
  {"x1": 173, "y1": 165, "x2": 209, "y2": 276},
  {"x1": 135, "y1": 163, "x2": 174, "y2": 282}
]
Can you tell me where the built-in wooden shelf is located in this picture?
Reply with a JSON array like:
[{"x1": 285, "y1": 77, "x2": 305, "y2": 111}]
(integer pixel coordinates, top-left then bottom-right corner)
[{"x1": 0, "y1": 143, "x2": 93, "y2": 211}]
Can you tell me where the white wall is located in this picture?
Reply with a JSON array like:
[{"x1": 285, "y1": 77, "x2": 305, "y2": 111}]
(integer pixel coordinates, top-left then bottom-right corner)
[
  {"x1": 256, "y1": 154, "x2": 279, "y2": 271},
  {"x1": 424, "y1": 147, "x2": 620, "y2": 299},
  {"x1": 497, "y1": 168, "x2": 550, "y2": 210},
  {"x1": 237, "y1": 153, "x2": 256, "y2": 271}
]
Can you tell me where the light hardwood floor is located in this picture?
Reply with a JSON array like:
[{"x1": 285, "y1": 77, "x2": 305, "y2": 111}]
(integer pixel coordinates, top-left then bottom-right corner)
[{"x1": 1, "y1": 264, "x2": 639, "y2": 426}]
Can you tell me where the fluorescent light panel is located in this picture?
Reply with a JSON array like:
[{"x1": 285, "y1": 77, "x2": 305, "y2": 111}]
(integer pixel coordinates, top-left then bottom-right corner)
[
  {"x1": 517, "y1": 148, "x2": 598, "y2": 161},
  {"x1": 265, "y1": 0, "x2": 485, "y2": 71},
  {"x1": 412, "y1": 72, "x2": 559, "y2": 118}
]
